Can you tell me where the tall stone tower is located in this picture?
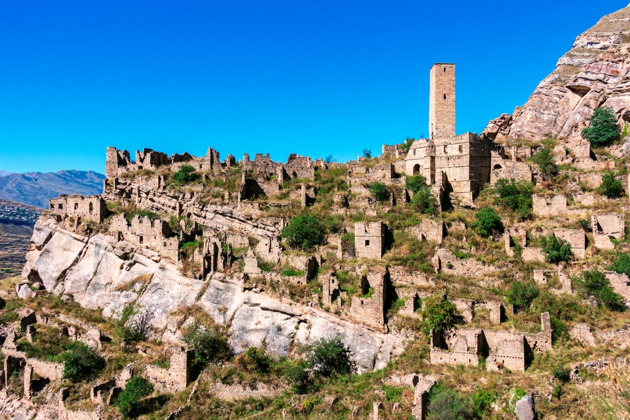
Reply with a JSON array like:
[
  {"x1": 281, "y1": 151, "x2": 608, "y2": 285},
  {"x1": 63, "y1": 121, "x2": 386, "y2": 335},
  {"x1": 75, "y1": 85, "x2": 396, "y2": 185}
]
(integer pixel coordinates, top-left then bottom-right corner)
[{"x1": 429, "y1": 63, "x2": 455, "y2": 139}]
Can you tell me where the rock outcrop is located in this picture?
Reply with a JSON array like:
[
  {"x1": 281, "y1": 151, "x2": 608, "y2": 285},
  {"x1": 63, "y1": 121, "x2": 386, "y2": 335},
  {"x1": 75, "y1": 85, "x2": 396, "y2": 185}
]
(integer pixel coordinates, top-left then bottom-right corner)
[
  {"x1": 21, "y1": 219, "x2": 404, "y2": 373},
  {"x1": 484, "y1": 5, "x2": 630, "y2": 143}
]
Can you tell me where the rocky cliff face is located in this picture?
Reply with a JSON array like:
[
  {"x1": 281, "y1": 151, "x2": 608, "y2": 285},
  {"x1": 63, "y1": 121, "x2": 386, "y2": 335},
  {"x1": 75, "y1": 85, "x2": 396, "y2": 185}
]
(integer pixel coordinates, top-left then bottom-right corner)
[
  {"x1": 21, "y1": 218, "x2": 404, "y2": 373},
  {"x1": 484, "y1": 5, "x2": 630, "y2": 143}
]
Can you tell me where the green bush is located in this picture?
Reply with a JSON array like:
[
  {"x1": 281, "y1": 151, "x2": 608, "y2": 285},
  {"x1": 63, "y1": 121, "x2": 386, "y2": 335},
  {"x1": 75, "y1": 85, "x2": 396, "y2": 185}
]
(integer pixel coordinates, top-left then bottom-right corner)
[
  {"x1": 582, "y1": 106, "x2": 620, "y2": 146},
  {"x1": 115, "y1": 376, "x2": 154, "y2": 417},
  {"x1": 471, "y1": 206, "x2": 502, "y2": 238},
  {"x1": 62, "y1": 342, "x2": 105, "y2": 383},
  {"x1": 419, "y1": 293, "x2": 461, "y2": 338},
  {"x1": 411, "y1": 188, "x2": 438, "y2": 215},
  {"x1": 428, "y1": 385, "x2": 476, "y2": 420},
  {"x1": 114, "y1": 304, "x2": 151, "y2": 344},
  {"x1": 541, "y1": 235, "x2": 572, "y2": 264},
  {"x1": 471, "y1": 387, "x2": 497, "y2": 418},
  {"x1": 552, "y1": 364, "x2": 570, "y2": 382},
  {"x1": 368, "y1": 182, "x2": 391, "y2": 202},
  {"x1": 282, "y1": 360, "x2": 313, "y2": 394},
  {"x1": 599, "y1": 172, "x2": 624, "y2": 198},
  {"x1": 306, "y1": 336, "x2": 355, "y2": 377},
  {"x1": 506, "y1": 281, "x2": 539, "y2": 312},
  {"x1": 576, "y1": 270, "x2": 625, "y2": 311},
  {"x1": 532, "y1": 148, "x2": 557, "y2": 179},
  {"x1": 492, "y1": 178, "x2": 534, "y2": 220},
  {"x1": 237, "y1": 347, "x2": 271, "y2": 373},
  {"x1": 183, "y1": 320, "x2": 231, "y2": 370},
  {"x1": 406, "y1": 175, "x2": 428, "y2": 193},
  {"x1": 362, "y1": 149, "x2": 372, "y2": 159},
  {"x1": 400, "y1": 138, "x2": 415, "y2": 153},
  {"x1": 280, "y1": 213, "x2": 326, "y2": 251},
  {"x1": 610, "y1": 253, "x2": 630, "y2": 277},
  {"x1": 172, "y1": 164, "x2": 198, "y2": 185}
]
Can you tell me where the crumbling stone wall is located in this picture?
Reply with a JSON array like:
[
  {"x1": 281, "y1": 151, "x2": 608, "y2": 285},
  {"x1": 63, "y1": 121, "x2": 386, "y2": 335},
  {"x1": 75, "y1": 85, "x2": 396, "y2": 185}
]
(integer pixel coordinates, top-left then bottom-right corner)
[
  {"x1": 553, "y1": 229, "x2": 586, "y2": 258},
  {"x1": 109, "y1": 214, "x2": 179, "y2": 262},
  {"x1": 321, "y1": 273, "x2": 341, "y2": 307},
  {"x1": 533, "y1": 195, "x2": 567, "y2": 217},
  {"x1": 592, "y1": 213, "x2": 625, "y2": 250},
  {"x1": 406, "y1": 219, "x2": 444, "y2": 244},
  {"x1": 605, "y1": 271, "x2": 630, "y2": 303},
  {"x1": 490, "y1": 146, "x2": 533, "y2": 184},
  {"x1": 143, "y1": 347, "x2": 193, "y2": 393},
  {"x1": 350, "y1": 268, "x2": 388, "y2": 328},
  {"x1": 355, "y1": 222, "x2": 386, "y2": 259},
  {"x1": 49, "y1": 195, "x2": 107, "y2": 223}
]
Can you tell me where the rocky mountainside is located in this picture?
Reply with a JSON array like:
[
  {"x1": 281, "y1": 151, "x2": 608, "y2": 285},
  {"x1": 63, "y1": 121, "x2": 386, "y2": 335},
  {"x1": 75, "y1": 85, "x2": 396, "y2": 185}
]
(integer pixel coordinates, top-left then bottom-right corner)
[
  {"x1": 0, "y1": 170, "x2": 105, "y2": 208},
  {"x1": 485, "y1": 5, "x2": 630, "y2": 143}
]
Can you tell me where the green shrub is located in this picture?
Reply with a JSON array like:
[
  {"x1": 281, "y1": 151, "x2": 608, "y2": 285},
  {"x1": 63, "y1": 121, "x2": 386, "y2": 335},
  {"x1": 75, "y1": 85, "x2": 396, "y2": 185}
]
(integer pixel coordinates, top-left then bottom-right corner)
[
  {"x1": 341, "y1": 232, "x2": 355, "y2": 252},
  {"x1": 610, "y1": 253, "x2": 630, "y2": 277},
  {"x1": 306, "y1": 336, "x2": 355, "y2": 377},
  {"x1": 541, "y1": 235, "x2": 572, "y2": 263},
  {"x1": 428, "y1": 385, "x2": 476, "y2": 420},
  {"x1": 576, "y1": 270, "x2": 625, "y2": 311},
  {"x1": 281, "y1": 360, "x2": 313, "y2": 394},
  {"x1": 280, "y1": 213, "x2": 326, "y2": 251},
  {"x1": 362, "y1": 149, "x2": 372, "y2": 159},
  {"x1": 471, "y1": 206, "x2": 502, "y2": 238},
  {"x1": 183, "y1": 320, "x2": 231, "y2": 370},
  {"x1": 582, "y1": 106, "x2": 620, "y2": 146},
  {"x1": 493, "y1": 178, "x2": 534, "y2": 220},
  {"x1": 552, "y1": 364, "x2": 570, "y2": 382},
  {"x1": 419, "y1": 293, "x2": 461, "y2": 338},
  {"x1": 115, "y1": 376, "x2": 154, "y2": 417},
  {"x1": 368, "y1": 182, "x2": 391, "y2": 202},
  {"x1": 532, "y1": 148, "x2": 557, "y2": 179},
  {"x1": 401, "y1": 138, "x2": 415, "y2": 153},
  {"x1": 172, "y1": 164, "x2": 198, "y2": 185},
  {"x1": 471, "y1": 387, "x2": 497, "y2": 418},
  {"x1": 237, "y1": 347, "x2": 271, "y2": 373},
  {"x1": 406, "y1": 175, "x2": 428, "y2": 193},
  {"x1": 281, "y1": 267, "x2": 304, "y2": 276},
  {"x1": 506, "y1": 281, "x2": 539, "y2": 312},
  {"x1": 62, "y1": 342, "x2": 105, "y2": 383},
  {"x1": 114, "y1": 304, "x2": 152, "y2": 344},
  {"x1": 599, "y1": 172, "x2": 624, "y2": 198}
]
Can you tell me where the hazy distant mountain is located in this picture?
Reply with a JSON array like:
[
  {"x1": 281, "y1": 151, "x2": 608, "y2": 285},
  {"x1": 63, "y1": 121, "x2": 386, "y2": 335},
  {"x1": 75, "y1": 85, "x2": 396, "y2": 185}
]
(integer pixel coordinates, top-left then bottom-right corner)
[
  {"x1": 0, "y1": 171, "x2": 11, "y2": 177},
  {"x1": 0, "y1": 170, "x2": 105, "y2": 208}
]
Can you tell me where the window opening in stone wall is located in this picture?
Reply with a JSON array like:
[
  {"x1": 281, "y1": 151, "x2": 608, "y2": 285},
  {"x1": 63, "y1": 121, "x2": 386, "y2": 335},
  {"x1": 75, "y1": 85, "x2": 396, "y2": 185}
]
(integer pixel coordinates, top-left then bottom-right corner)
[
  {"x1": 365, "y1": 240, "x2": 370, "y2": 246},
  {"x1": 89, "y1": 203, "x2": 93, "y2": 212},
  {"x1": 443, "y1": 94, "x2": 447, "y2": 100},
  {"x1": 74, "y1": 203, "x2": 79, "y2": 210},
  {"x1": 459, "y1": 145, "x2": 463, "y2": 153}
]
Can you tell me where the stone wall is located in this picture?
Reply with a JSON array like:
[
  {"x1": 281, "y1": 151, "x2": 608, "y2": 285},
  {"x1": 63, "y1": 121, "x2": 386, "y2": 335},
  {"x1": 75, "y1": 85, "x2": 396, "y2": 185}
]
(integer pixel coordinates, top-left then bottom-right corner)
[
  {"x1": 553, "y1": 229, "x2": 586, "y2": 258},
  {"x1": 406, "y1": 219, "x2": 444, "y2": 244},
  {"x1": 533, "y1": 195, "x2": 567, "y2": 217},
  {"x1": 49, "y1": 195, "x2": 107, "y2": 223},
  {"x1": 592, "y1": 213, "x2": 625, "y2": 250},
  {"x1": 109, "y1": 214, "x2": 179, "y2": 262},
  {"x1": 355, "y1": 222, "x2": 386, "y2": 259},
  {"x1": 350, "y1": 267, "x2": 388, "y2": 328},
  {"x1": 143, "y1": 347, "x2": 193, "y2": 393}
]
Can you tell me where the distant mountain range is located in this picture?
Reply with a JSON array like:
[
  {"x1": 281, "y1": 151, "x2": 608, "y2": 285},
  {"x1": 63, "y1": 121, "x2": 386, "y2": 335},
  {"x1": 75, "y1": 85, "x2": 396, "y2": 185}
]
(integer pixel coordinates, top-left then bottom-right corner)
[{"x1": 0, "y1": 170, "x2": 105, "y2": 208}]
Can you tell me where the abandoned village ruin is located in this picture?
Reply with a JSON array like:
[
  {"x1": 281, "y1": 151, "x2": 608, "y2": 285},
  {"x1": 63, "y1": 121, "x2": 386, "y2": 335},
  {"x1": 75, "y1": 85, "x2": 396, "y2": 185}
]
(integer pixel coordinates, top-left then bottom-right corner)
[{"x1": 4, "y1": 5, "x2": 630, "y2": 418}]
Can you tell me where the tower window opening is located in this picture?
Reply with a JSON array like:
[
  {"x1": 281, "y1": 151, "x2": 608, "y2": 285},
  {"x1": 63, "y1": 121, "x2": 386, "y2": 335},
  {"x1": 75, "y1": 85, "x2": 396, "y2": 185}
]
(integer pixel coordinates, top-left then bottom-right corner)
[
  {"x1": 443, "y1": 67, "x2": 446, "y2": 72},
  {"x1": 443, "y1": 94, "x2": 447, "y2": 100}
]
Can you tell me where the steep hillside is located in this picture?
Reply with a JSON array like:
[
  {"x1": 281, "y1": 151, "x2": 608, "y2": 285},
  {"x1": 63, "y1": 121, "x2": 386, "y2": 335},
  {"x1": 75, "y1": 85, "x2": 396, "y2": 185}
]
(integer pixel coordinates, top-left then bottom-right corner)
[
  {"x1": 0, "y1": 199, "x2": 41, "y2": 279},
  {"x1": 485, "y1": 5, "x2": 630, "y2": 143},
  {"x1": 0, "y1": 170, "x2": 105, "y2": 208}
]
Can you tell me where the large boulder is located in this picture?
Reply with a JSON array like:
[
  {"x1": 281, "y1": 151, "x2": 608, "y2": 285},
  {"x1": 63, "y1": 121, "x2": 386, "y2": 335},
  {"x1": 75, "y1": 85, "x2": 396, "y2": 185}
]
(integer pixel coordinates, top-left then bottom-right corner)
[{"x1": 515, "y1": 394, "x2": 536, "y2": 420}]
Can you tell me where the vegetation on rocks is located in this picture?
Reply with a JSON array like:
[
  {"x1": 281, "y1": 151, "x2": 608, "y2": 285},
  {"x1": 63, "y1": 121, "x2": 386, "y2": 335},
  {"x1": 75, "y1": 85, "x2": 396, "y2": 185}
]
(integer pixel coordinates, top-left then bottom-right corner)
[
  {"x1": 582, "y1": 106, "x2": 620, "y2": 146},
  {"x1": 541, "y1": 235, "x2": 572, "y2": 263},
  {"x1": 280, "y1": 213, "x2": 326, "y2": 250}
]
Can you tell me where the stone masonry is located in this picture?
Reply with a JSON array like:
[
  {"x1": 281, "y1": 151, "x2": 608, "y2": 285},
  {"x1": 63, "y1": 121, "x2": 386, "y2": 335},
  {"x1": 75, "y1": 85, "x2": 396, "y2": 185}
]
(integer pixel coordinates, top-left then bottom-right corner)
[
  {"x1": 355, "y1": 222, "x2": 387, "y2": 259},
  {"x1": 429, "y1": 63, "x2": 455, "y2": 139},
  {"x1": 592, "y1": 213, "x2": 625, "y2": 250}
]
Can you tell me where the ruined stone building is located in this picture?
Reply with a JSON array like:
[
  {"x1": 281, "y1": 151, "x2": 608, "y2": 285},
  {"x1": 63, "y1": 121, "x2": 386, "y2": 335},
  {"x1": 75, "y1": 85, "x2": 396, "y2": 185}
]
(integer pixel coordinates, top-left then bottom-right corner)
[
  {"x1": 355, "y1": 222, "x2": 387, "y2": 259},
  {"x1": 48, "y1": 195, "x2": 107, "y2": 223},
  {"x1": 406, "y1": 64, "x2": 491, "y2": 204}
]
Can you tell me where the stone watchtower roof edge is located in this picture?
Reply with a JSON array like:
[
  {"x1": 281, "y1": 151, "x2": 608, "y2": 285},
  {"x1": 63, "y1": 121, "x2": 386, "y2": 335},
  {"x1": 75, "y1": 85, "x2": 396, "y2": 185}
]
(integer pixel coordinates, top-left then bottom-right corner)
[{"x1": 431, "y1": 62, "x2": 455, "y2": 67}]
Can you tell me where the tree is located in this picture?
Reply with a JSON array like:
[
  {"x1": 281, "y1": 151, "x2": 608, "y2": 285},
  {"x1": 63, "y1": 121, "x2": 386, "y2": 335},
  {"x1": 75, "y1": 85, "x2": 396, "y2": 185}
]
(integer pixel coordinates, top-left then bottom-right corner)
[
  {"x1": 419, "y1": 293, "x2": 461, "y2": 338},
  {"x1": 532, "y1": 148, "x2": 557, "y2": 179},
  {"x1": 599, "y1": 172, "x2": 624, "y2": 198},
  {"x1": 368, "y1": 182, "x2": 391, "y2": 202},
  {"x1": 115, "y1": 377, "x2": 154, "y2": 417},
  {"x1": 492, "y1": 178, "x2": 534, "y2": 220},
  {"x1": 306, "y1": 336, "x2": 355, "y2": 377},
  {"x1": 281, "y1": 213, "x2": 326, "y2": 251},
  {"x1": 406, "y1": 175, "x2": 427, "y2": 193},
  {"x1": 576, "y1": 270, "x2": 625, "y2": 311},
  {"x1": 172, "y1": 164, "x2": 198, "y2": 185},
  {"x1": 541, "y1": 235, "x2": 572, "y2": 264},
  {"x1": 362, "y1": 149, "x2": 372, "y2": 159},
  {"x1": 471, "y1": 206, "x2": 503, "y2": 238},
  {"x1": 62, "y1": 342, "x2": 105, "y2": 383},
  {"x1": 582, "y1": 106, "x2": 619, "y2": 146},
  {"x1": 323, "y1": 155, "x2": 335, "y2": 163},
  {"x1": 507, "y1": 281, "x2": 539, "y2": 312}
]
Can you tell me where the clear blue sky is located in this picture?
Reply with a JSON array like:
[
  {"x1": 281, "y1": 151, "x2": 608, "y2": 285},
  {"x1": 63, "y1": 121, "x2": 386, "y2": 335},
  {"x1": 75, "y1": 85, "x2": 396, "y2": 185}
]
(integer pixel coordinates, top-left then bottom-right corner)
[{"x1": 0, "y1": 0, "x2": 627, "y2": 173}]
